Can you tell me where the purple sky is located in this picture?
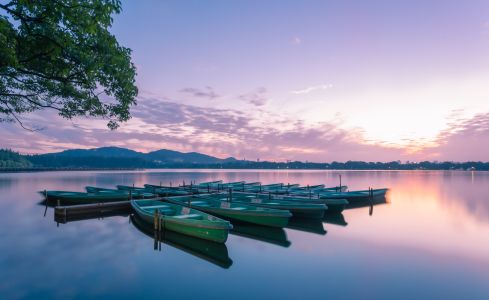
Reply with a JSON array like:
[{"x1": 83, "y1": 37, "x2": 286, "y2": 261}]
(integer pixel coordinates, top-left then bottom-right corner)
[{"x1": 2, "y1": 0, "x2": 489, "y2": 162}]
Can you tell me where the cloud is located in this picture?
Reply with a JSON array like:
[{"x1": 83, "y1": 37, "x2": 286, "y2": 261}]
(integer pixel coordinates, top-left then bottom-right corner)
[
  {"x1": 292, "y1": 36, "x2": 302, "y2": 45},
  {"x1": 238, "y1": 87, "x2": 268, "y2": 106},
  {"x1": 291, "y1": 84, "x2": 333, "y2": 95},
  {"x1": 2, "y1": 95, "x2": 489, "y2": 162},
  {"x1": 179, "y1": 86, "x2": 219, "y2": 99},
  {"x1": 420, "y1": 112, "x2": 489, "y2": 161}
]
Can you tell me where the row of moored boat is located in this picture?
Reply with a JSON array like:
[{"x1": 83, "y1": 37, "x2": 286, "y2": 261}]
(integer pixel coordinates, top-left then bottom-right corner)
[{"x1": 42, "y1": 180, "x2": 388, "y2": 243}]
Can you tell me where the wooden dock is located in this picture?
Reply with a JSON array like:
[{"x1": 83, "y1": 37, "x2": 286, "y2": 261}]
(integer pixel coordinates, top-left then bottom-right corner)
[{"x1": 54, "y1": 201, "x2": 132, "y2": 223}]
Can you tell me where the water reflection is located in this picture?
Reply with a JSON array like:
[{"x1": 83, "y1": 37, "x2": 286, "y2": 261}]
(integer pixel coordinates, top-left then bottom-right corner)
[
  {"x1": 2, "y1": 170, "x2": 489, "y2": 299},
  {"x1": 130, "y1": 214, "x2": 233, "y2": 269},
  {"x1": 286, "y1": 217, "x2": 326, "y2": 235},
  {"x1": 322, "y1": 212, "x2": 348, "y2": 227},
  {"x1": 231, "y1": 223, "x2": 291, "y2": 247}
]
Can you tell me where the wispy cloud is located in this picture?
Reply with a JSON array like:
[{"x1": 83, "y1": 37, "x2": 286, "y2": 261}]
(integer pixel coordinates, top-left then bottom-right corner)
[
  {"x1": 238, "y1": 87, "x2": 268, "y2": 106},
  {"x1": 2, "y1": 96, "x2": 489, "y2": 162},
  {"x1": 179, "y1": 86, "x2": 219, "y2": 99},
  {"x1": 291, "y1": 84, "x2": 333, "y2": 95},
  {"x1": 292, "y1": 36, "x2": 302, "y2": 45}
]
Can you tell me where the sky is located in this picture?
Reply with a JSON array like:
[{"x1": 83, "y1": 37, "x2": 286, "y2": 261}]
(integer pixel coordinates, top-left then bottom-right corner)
[{"x1": 1, "y1": 0, "x2": 489, "y2": 162}]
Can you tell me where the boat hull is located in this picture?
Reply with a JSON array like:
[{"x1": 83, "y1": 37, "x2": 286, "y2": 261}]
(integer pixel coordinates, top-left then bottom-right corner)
[{"x1": 132, "y1": 201, "x2": 231, "y2": 243}]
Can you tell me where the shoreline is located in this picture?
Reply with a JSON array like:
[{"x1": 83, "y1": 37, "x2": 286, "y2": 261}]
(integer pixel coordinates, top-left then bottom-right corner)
[{"x1": 0, "y1": 167, "x2": 486, "y2": 173}]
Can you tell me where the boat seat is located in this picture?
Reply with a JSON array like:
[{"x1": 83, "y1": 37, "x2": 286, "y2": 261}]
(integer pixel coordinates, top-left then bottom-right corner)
[
  {"x1": 190, "y1": 201, "x2": 208, "y2": 205},
  {"x1": 142, "y1": 205, "x2": 171, "y2": 210},
  {"x1": 231, "y1": 207, "x2": 246, "y2": 210},
  {"x1": 173, "y1": 214, "x2": 202, "y2": 220}
]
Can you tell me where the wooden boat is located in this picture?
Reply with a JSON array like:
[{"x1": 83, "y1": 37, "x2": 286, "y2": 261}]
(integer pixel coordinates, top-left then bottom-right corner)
[
  {"x1": 208, "y1": 193, "x2": 327, "y2": 218},
  {"x1": 85, "y1": 186, "x2": 155, "y2": 199},
  {"x1": 41, "y1": 190, "x2": 133, "y2": 204},
  {"x1": 131, "y1": 199, "x2": 232, "y2": 243},
  {"x1": 164, "y1": 195, "x2": 292, "y2": 228},
  {"x1": 130, "y1": 214, "x2": 233, "y2": 268},
  {"x1": 317, "y1": 188, "x2": 388, "y2": 201},
  {"x1": 234, "y1": 193, "x2": 348, "y2": 213},
  {"x1": 143, "y1": 184, "x2": 194, "y2": 196}
]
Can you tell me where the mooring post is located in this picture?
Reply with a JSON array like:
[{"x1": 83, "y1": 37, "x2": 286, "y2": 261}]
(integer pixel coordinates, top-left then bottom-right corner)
[
  {"x1": 154, "y1": 209, "x2": 159, "y2": 231},
  {"x1": 170, "y1": 181, "x2": 172, "y2": 187},
  {"x1": 339, "y1": 174, "x2": 342, "y2": 191},
  {"x1": 57, "y1": 199, "x2": 60, "y2": 207},
  {"x1": 43, "y1": 190, "x2": 49, "y2": 217},
  {"x1": 160, "y1": 181, "x2": 162, "y2": 187}
]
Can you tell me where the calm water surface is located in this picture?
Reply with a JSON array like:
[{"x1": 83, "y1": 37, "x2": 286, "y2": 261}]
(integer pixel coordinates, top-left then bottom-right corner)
[{"x1": 1, "y1": 170, "x2": 489, "y2": 299}]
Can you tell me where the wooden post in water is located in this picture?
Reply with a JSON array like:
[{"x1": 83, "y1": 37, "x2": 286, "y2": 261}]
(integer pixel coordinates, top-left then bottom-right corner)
[
  {"x1": 339, "y1": 174, "x2": 342, "y2": 191},
  {"x1": 43, "y1": 190, "x2": 49, "y2": 217},
  {"x1": 154, "y1": 209, "x2": 159, "y2": 231}
]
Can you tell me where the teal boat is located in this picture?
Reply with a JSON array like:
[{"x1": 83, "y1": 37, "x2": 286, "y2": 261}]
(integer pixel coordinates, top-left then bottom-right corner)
[
  {"x1": 164, "y1": 196, "x2": 292, "y2": 227},
  {"x1": 206, "y1": 193, "x2": 327, "y2": 218},
  {"x1": 130, "y1": 214, "x2": 233, "y2": 268},
  {"x1": 131, "y1": 199, "x2": 232, "y2": 243},
  {"x1": 317, "y1": 188, "x2": 388, "y2": 201},
  {"x1": 85, "y1": 186, "x2": 155, "y2": 199},
  {"x1": 41, "y1": 190, "x2": 133, "y2": 204},
  {"x1": 233, "y1": 192, "x2": 348, "y2": 213},
  {"x1": 143, "y1": 184, "x2": 194, "y2": 196}
]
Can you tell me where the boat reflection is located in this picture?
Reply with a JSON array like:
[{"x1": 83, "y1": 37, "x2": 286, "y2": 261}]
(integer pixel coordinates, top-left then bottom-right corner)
[
  {"x1": 231, "y1": 222, "x2": 291, "y2": 247},
  {"x1": 130, "y1": 214, "x2": 233, "y2": 269},
  {"x1": 54, "y1": 209, "x2": 131, "y2": 224},
  {"x1": 345, "y1": 196, "x2": 388, "y2": 210},
  {"x1": 322, "y1": 212, "x2": 348, "y2": 227},
  {"x1": 286, "y1": 217, "x2": 327, "y2": 235}
]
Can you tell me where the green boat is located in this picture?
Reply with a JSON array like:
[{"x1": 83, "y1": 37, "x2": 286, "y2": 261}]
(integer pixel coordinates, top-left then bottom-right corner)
[
  {"x1": 233, "y1": 192, "x2": 348, "y2": 213},
  {"x1": 316, "y1": 188, "x2": 388, "y2": 203},
  {"x1": 143, "y1": 184, "x2": 195, "y2": 196},
  {"x1": 206, "y1": 193, "x2": 327, "y2": 218},
  {"x1": 130, "y1": 214, "x2": 233, "y2": 268},
  {"x1": 41, "y1": 190, "x2": 133, "y2": 204},
  {"x1": 85, "y1": 186, "x2": 155, "y2": 199},
  {"x1": 131, "y1": 199, "x2": 232, "y2": 243},
  {"x1": 164, "y1": 195, "x2": 292, "y2": 228}
]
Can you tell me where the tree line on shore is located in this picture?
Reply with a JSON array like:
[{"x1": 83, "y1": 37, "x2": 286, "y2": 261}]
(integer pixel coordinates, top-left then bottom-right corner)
[{"x1": 0, "y1": 148, "x2": 488, "y2": 171}]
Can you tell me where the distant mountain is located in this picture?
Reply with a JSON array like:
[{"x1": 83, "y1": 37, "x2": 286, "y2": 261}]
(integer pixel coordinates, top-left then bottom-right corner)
[
  {"x1": 46, "y1": 147, "x2": 144, "y2": 158},
  {"x1": 25, "y1": 147, "x2": 237, "y2": 168},
  {"x1": 147, "y1": 149, "x2": 236, "y2": 164}
]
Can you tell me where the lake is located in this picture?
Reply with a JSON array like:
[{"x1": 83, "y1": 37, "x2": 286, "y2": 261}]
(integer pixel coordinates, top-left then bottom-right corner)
[{"x1": 1, "y1": 169, "x2": 488, "y2": 299}]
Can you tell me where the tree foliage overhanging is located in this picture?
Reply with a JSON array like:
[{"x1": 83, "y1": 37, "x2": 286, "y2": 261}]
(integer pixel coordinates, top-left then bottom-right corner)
[{"x1": 0, "y1": 0, "x2": 137, "y2": 129}]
